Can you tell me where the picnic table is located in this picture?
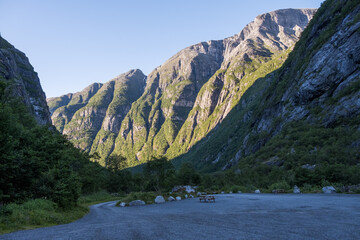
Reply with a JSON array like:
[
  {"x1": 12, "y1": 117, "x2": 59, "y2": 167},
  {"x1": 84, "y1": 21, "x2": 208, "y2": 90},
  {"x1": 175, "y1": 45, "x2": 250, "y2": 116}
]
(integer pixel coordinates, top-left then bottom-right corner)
[{"x1": 199, "y1": 195, "x2": 215, "y2": 203}]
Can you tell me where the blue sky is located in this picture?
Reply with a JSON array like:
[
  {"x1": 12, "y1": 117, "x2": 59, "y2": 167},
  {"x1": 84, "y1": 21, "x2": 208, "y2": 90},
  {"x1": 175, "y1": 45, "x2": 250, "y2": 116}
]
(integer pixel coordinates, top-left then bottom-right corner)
[{"x1": 0, "y1": 0, "x2": 324, "y2": 98}]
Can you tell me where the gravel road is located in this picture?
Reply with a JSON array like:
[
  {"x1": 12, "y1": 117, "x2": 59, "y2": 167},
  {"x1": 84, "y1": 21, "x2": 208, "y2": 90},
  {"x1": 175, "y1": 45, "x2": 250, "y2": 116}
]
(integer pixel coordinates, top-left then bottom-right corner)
[{"x1": 2, "y1": 194, "x2": 360, "y2": 240}]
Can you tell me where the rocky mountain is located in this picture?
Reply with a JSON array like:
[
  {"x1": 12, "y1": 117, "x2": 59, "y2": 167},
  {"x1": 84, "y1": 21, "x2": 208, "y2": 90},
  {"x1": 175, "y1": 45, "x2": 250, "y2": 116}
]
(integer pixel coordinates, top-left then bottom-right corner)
[
  {"x1": 112, "y1": 8, "x2": 316, "y2": 166},
  {"x1": 48, "y1": 8, "x2": 316, "y2": 167},
  {"x1": 47, "y1": 69, "x2": 146, "y2": 162},
  {"x1": 0, "y1": 36, "x2": 51, "y2": 125},
  {"x1": 174, "y1": 0, "x2": 360, "y2": 171}
]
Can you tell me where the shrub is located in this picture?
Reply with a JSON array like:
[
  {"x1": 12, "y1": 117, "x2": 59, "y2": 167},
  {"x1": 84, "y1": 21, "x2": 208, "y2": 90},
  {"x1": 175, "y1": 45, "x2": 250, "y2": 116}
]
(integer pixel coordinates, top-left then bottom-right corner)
[{"x1": 269, "y1": 181, "x2": 291, "y2": 191}]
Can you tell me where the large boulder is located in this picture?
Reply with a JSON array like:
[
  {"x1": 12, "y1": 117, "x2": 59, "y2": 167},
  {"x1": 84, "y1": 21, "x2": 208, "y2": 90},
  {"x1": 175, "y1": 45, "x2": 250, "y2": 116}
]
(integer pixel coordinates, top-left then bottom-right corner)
[
  {"x1": 322, "y1": 186, "x2": 336, "y2": 194},
  {"x1": 129, "y1": 200, "x2": 145, "y2": 206},
  {"x1": 168, "y1": 196, "x2": 175, "y2": 201},
  {"x1": 293, "y1": 185, "x2": 301, "y2": 194},
  {"x1": 176, "y1": 196, "x2": 182, "y2": 201},
  {"x1": 255, "y1": 189, "x2": 261, "y2": 194},
  {"x1": 155, "y1": 196, "x2": 165, "y2": 204},
  {"x1": 119, "y1": 202, "x2": 126, "y2": 207}
]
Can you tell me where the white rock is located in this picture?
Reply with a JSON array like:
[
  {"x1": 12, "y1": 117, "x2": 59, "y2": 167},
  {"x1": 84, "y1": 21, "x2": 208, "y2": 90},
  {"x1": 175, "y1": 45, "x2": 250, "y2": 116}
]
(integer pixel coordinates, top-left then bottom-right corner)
[
  {"x1": 172, "y1": 185, "x2": 196, "y2": 193},
  {"x1": 176, "y1": 196, "x2": 181, "y2": 201},
  {"x1": 185, "y1": 186, "x2": 195, "y2": 193},
  {"x1": 221, "y1": 191, "x2": 225, "y2": 194},
  {"x1": 322, "y1": 186, "x2": 336, "y2": 194},
  {"x1": 293, "y1": 185, "x2": 301, "y2": 194},
  {"x1": 119, "y1": 202, "x2": 126, "y2": 207},
  {"x1": 129, "y1": 200, "x2": 145, "y2": 206},
  {"x1": 229, "y1": 191, "x2": 233, "y2": 194},
  {"x1": 155, "y1": 196, "x2": 165, "y2": 204},
  {"x1": 168, "y1": 196, "x2": 175, "y2": 201},
  {"x1": 255, "y1": 189, "x2": 261, "y2": 194},
  {"x1": 185, "y1": 194, "x2": 188, "y2": 199}
]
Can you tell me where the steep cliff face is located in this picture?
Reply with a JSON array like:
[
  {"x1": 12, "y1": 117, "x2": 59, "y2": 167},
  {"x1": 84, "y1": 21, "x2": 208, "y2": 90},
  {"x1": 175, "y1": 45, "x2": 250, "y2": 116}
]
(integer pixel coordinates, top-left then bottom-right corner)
[
  {"x1": 111, "y1": 8, "x2": 315, "y2": 165},
  {"x1": 176, "y1": 0, "x2": 360, "y2": 171},
  {"x1": 47, "y1": 69, "x2": 146, "y2": 157},
  {"x1": 0, "y1": 36, "x2": 51, "y2": 125},
  {"x1": 167, "y1": 9, "x2": 316, "y2": 158}
]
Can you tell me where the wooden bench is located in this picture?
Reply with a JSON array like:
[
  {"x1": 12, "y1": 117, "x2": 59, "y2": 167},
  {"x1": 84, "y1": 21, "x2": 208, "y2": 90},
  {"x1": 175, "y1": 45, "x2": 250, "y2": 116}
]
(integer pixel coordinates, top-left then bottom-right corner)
[
  {"x1": 199, "y1": 195, "x2": 215, "y2": 203},
  {"x1": 207, "y1": 195, "x2": 215, "y2": 202}
]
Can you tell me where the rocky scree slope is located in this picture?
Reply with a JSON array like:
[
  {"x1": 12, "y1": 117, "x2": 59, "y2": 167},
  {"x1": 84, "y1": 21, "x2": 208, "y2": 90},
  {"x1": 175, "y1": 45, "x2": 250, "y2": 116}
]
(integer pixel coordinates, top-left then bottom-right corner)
[
  {"x1": 175, "y1": 0, "x2": 360, "y2": 171},
  {"x1": 48, "y1": 9, "x2": 316, "y2": 167},
  {"x1": 47, "y1": 69, "x2": 146, "y2": 161},
  {"x1": 0, "y1": 36, "x2": 51, "y2": 125}
]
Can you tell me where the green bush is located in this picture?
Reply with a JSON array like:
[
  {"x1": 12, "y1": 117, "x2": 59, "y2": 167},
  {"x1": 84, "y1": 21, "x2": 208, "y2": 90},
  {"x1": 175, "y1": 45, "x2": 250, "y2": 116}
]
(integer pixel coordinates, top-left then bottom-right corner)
[{"x1": 269, "y1": 181, "x2": 291, "y2": 191}]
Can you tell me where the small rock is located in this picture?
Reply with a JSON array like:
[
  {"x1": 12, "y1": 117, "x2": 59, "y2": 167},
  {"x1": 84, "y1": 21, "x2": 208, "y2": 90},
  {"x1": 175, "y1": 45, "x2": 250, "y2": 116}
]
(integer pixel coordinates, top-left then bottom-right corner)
[
  {"x1": 119, "y1": 202, "x2": 126, "y2": 207},
  {"x1": 221, "y1": 191, "x2": 225, "y2": 194},
  {"x1": 322, "y1": 186, "x2": 336, "y2": 194},
  {"x1": 189, "y1": 194, "x2": 194, "y2": 198},
  {"x1": 129, "y1": 200, "x2": 145, "y2": 206},
  {"x1": 168, "y1": 196, "x2": 175, "y2": 201},
  {"x1": 255, "y1": 189, "x2": 261, "y2": 194},
  {"x1": 301, "y1": 164, "x2": 316, "y2": 170},
  {"x1": 185, "y1": 194, "x2": 188, "y2": 199},
  {"x1": 238, "y1": 191, "x2": 242, "y2": 193},
  {"x1": 155, "y1": 196, "x2": 165, "y2": 204},
  {"x1": 229, "y1": 191, "x2": 233, "y2": 194},
  {"x1": 176, "y1": 196, "x2": 181, "y2": 201},
  {"x1": 293, "y1": 185, "x2": 301, "y2": 194}
]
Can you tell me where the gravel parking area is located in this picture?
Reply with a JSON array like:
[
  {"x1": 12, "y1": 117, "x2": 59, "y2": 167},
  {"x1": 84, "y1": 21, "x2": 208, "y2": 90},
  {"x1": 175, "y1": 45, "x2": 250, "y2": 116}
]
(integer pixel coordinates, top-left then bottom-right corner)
[{"x1": 2, "y1": 193, "x2": 360, "y2": 240}]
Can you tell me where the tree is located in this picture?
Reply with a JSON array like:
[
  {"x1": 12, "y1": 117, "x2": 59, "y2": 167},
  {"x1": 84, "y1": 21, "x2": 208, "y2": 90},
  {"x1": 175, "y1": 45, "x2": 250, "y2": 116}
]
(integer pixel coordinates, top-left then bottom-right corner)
[
  {"x1": 106, "y1": 154, "x2": 127, "y2": 171},
  {"x1": 143, "y1": 156, "x2": 175, "y2": 194},
  {"x1": 177, "y1": 162, "x2": 201, "y2": 185}
]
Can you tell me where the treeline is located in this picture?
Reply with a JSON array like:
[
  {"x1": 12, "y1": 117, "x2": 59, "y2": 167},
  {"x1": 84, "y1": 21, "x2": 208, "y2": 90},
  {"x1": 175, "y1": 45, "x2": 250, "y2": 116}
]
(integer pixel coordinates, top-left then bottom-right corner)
[
  {"x1": 2, "y1": 78, "x2": 360, "y2": 210},
  {"x1": 0, "y1": 81, "x2": 108, "y2": 207}
]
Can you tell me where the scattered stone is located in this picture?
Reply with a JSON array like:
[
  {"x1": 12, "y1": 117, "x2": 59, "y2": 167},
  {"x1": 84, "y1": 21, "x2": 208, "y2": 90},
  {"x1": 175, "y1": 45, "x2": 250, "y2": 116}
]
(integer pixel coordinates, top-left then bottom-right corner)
[
  {"x1": 168, "y1": 196, "x2": 175, "y2": 201},
  {"x1": 255, "y1": 190, "x2": 261, "y2": 194},
  {"x1": 176, "y1": 196, "x2": 181, "y2": 201},
  {"x1": 322, "y1": 186, "x2": 336, "y2": 194},
  {"x1": 263, "y1": 156, "x2": 284, "y2": 166},
  {"x1": 129, "y1": 200, "x2": 145, "y2": 206},
  {"x1": 340, "y1": 184, "x2": 360, "y2": 193},
  {"x1": 301, "y1": 164, "x2": 316, "y2": 170},
  {"x1": 119, "y1": 202, "x2": 126, "y2": 207},
  {"x1": 185, "y1": 194, "x2": 188, "y2": 199},
  {"x1": 293, "y1": 185, "x2": 301, "y2": 194},
  {"x1": 155, "y1": 196, "x2": 165, "y2": 204}
]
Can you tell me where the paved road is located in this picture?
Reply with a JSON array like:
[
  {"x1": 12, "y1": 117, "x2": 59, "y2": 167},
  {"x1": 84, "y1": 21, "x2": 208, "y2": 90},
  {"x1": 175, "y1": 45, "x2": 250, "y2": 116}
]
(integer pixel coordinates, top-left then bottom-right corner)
[{"x1": 2, "y1": 194, "x2": 360, "y2": 240}]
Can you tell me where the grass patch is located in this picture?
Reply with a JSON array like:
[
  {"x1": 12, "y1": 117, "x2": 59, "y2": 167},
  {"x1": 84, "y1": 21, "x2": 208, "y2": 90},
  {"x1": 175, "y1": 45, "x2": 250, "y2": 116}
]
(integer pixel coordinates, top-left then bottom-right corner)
[
  {"x1": 0, "y1": 199, "x2": 87, "y2": 234},
  {"x1": 0, "y1": 191, "x2": 120, "y2": 234}
]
